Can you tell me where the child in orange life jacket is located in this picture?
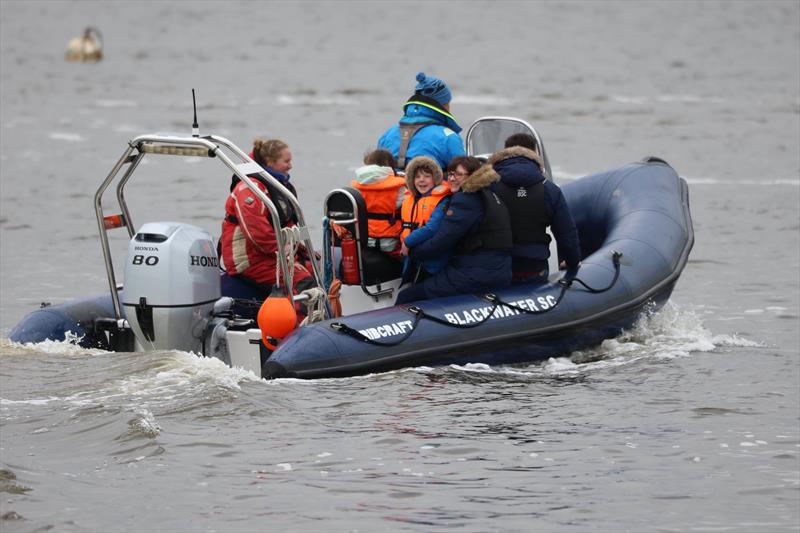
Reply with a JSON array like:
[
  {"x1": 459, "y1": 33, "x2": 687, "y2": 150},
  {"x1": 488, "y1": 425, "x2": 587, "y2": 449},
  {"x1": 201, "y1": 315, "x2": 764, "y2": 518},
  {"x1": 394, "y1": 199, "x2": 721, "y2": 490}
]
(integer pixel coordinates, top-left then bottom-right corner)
[
  {"x1": 399, "y1": 156, "x2": 451, "y2": 282},
  {"x1": 350, "y1": 149, "x2": 407, "y2": 259}
]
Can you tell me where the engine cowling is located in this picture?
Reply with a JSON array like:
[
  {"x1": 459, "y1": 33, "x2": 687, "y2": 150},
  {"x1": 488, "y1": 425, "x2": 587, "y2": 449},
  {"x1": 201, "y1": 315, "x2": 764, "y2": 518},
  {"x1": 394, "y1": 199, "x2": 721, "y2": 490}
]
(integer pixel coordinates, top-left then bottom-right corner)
[{"x1": 122, "y1": 222, "x2": 220, "y2": 353}]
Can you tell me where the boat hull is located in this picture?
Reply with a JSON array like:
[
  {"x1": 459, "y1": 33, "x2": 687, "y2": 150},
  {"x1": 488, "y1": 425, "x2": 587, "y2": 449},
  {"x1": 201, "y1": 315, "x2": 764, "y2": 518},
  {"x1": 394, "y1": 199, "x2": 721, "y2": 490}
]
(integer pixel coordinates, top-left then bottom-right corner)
[
  {"x1": 263, "y1": 159, "x2": 693, "y2": 379},
  {"x1": 9, "y1": 159, "x2": 693, "y2": 380},
  {"x1": 9, "y1": 293, "x2": 122, "y2": 349}
]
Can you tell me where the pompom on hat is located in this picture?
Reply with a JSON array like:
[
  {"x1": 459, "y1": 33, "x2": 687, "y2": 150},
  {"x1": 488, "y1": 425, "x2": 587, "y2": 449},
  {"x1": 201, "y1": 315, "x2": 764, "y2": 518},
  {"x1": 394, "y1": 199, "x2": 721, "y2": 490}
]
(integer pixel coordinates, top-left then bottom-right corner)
[{"x1": 414, "y1": 72, "x2": 452, "y2": 106}]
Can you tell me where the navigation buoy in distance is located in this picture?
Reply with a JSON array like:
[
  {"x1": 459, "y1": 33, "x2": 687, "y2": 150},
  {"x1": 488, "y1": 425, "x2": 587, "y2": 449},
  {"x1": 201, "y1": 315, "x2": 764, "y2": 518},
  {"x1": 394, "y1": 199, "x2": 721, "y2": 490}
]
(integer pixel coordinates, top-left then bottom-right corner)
[{"x1": 65, "y1": 27, "x2": 103, "y2": 62}]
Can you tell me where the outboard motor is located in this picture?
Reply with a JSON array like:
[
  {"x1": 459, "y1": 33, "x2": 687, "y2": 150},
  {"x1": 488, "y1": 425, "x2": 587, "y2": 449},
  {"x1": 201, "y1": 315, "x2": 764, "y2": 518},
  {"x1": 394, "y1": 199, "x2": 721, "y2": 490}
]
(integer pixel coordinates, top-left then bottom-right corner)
[{"x1": 122, "y1": 222, "x2": 220, "y2": 353}]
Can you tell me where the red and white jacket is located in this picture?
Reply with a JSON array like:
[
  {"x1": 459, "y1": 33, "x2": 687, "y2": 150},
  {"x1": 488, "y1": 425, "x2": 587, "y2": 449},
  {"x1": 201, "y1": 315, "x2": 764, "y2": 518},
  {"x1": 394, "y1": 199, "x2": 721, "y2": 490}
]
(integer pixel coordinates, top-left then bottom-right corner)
[{"x1": 220, "y1": 178, "x2": 311, "y2": 289}]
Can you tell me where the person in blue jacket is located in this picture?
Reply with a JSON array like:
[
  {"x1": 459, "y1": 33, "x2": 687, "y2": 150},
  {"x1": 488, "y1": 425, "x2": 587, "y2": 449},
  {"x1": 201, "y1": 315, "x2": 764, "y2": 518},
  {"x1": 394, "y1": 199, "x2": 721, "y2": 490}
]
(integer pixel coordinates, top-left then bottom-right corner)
[
  {"x1": 395, "y1": 163, "x2": 513, "y2": 305},
  {"x1": 378, "y1": 72, "x2": 466, "y2": 172},
  {"x1": 490, "y1": 134, "x2": 581, "y2": 283}
]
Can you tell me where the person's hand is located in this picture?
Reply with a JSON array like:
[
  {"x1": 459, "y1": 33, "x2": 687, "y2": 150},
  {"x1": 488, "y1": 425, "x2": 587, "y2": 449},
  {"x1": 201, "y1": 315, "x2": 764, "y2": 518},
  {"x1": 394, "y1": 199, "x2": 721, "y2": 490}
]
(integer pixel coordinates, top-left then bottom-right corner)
[
  {"x1": 559, "y1": 260, "x2": 581, "y2": 270},
  {"x1": 401, "y1": 243, "x2": 409, "y2": 256}
]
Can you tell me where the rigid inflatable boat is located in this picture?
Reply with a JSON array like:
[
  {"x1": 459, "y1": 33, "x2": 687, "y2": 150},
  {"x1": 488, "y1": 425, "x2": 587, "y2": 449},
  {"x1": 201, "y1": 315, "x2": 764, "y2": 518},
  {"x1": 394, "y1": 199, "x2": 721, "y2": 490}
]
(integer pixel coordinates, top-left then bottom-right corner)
[{"x1": 9, "y1": 117, "x2": 693, "y2": 379}]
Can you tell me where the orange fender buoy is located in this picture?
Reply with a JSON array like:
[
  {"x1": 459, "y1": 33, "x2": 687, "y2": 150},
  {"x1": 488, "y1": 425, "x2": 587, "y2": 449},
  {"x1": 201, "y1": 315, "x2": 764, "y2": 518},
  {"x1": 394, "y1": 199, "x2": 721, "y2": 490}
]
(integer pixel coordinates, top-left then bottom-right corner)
[{"x1": 257, "y1": 285, "x2": 297, "y2": 350}]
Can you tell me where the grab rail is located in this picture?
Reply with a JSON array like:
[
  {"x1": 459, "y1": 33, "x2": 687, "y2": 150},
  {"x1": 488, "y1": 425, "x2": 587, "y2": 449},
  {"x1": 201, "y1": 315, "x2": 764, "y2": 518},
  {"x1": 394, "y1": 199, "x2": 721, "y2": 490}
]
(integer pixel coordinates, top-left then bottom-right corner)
[
  {"x1": 323, "y1": 188, "x2": 394, "y2": 299},
  {"x1": 94, "y1": 133, "x2": 327, "y2": 321}
]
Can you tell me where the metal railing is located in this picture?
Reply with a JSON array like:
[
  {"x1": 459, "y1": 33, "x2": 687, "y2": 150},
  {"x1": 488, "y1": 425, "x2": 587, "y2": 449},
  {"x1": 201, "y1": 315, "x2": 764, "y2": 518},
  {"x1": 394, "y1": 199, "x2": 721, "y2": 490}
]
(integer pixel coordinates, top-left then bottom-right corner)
[
  {"x1": 94, "y1": 133, "x2": 326, "y2": 321},
  {"x1": 323, "y1": 188, "x2": 394, "y2": 299}
]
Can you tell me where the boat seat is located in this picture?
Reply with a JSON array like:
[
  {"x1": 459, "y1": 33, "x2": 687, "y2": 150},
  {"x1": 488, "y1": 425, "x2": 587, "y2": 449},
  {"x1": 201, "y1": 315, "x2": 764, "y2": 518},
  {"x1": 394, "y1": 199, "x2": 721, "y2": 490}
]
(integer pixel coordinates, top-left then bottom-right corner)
[
  {"x1": 220, "y1": 272, "x2": 271, "y2": 319},
  {"x1": 325, "y1": 187, "x2": 402, "y2": 287},
  {"x1": 358, "y1": 248, "x2": 402, "y2": 286}
]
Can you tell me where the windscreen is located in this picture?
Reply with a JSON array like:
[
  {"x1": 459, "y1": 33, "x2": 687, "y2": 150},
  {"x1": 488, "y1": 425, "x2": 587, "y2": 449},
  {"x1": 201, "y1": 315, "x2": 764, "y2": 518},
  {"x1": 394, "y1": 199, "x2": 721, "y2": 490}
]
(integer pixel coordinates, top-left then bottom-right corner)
[{"x1": 467, "y1": 119, "x2": 537, "y2": 156}]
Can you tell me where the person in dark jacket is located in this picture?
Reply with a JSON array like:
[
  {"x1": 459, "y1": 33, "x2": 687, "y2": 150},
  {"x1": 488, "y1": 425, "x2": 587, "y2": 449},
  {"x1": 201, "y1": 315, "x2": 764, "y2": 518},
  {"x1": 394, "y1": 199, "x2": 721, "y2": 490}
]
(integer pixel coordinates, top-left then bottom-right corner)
[
  {"x1": 394, "y1": 164, "x2": 513, "y2": 305},
  {"x1": 490, "y1": 135, "x2": 581, "y2": 283}
]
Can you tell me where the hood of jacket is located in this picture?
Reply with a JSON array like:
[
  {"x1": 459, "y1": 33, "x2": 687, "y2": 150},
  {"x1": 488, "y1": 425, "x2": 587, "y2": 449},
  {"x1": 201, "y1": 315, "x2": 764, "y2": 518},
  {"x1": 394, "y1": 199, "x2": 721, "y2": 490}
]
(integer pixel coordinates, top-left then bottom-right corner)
[
  {"x1": 404, "y1": 155, "x2": 444, "y2": 192},
  {"x1": 488, "y1": 146, "x2": 545, "y2": 188},
  {"x1": 400, "y1": 94, "x2": 462, "y2": 134},
  {"x1": 354, "y1": 164, "x2": 396, "y2": 185},
  {"x1": 460, "y1": 164, "x2": 501, "y2": 193}
]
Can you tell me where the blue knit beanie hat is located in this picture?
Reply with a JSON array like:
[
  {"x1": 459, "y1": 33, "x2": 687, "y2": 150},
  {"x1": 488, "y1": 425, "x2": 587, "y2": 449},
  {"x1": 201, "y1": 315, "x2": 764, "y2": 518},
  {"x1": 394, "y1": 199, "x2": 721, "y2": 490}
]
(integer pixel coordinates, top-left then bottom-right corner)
[{"x1": 414, "y1": 72, "x2": 452, "y2": 106}]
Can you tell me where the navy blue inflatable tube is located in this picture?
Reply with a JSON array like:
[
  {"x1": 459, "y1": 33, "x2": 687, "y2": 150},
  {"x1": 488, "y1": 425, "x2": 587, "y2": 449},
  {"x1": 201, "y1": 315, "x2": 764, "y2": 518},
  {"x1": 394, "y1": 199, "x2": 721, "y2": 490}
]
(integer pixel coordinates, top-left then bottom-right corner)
[
  {"x1": 8, "y1": 291, "x2": 123, "y2": 349},
  {"x1": 264, "y1": 159, "x2": 694, "y2": 379},
  {"x1": 7, "y1": 270, "x2": 266, "y2": 348}
]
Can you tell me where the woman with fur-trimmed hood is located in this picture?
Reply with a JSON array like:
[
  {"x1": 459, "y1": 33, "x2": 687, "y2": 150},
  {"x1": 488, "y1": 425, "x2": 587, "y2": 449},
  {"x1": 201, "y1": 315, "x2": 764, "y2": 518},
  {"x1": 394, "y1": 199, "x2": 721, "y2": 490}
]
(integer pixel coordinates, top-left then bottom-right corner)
[
  {"x1": 490, "y1": 139, "x2": 581, "y2": 283},
  {"x1": 395, "y1": 161, "x2": 513, "y2": 305}
]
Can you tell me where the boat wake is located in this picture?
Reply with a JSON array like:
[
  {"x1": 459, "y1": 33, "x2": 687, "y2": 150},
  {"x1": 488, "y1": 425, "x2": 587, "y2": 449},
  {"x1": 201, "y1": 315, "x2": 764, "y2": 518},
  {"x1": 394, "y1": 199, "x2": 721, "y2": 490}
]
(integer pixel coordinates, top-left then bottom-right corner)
[
  {"x1": 437, "y1": 301, "x2": 761, "y2": 380},
  {"x1": 1, "y1": 331, "x2": 106, "y2": 356},
  {"x1": 4, "y1": 300, "x2": 758, "y2": 390},
  {"x1": 1, "y1": 338, "x2": 261, "y2": 413}
]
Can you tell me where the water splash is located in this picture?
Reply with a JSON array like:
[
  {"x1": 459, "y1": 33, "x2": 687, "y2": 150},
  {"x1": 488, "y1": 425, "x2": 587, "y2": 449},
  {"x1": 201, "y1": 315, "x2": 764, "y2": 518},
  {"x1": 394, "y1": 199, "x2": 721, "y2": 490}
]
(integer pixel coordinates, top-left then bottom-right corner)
[
  {"x1": 556, "y1": 302, "x2": 759, "y2": 374},
  {"x1": 127, "y1": 408, "x2": 161, "y2": 438},
  {"x1": 47, "y1": 350, "x2": 262, "y2": 413},
  {"x1": 2, "y1": 334, "x2": 106, "y2": 356},
  {"x1": 449, "y1": 302, "x2": 758, "y2": 379},
  {"x1": 1, "y1": 340, "x2": 260, "y2": 411},
  {"x1": 111, "y1": 350, "x2": 259, "y2": 400}
]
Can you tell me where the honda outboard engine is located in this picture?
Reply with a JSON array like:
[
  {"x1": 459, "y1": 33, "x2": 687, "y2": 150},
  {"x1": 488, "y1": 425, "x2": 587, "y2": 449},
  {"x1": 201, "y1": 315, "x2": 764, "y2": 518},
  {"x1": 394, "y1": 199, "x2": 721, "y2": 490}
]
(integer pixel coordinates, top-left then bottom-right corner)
[{"x1": 123, "y1": 222, "x2": 220, "y2": 353}]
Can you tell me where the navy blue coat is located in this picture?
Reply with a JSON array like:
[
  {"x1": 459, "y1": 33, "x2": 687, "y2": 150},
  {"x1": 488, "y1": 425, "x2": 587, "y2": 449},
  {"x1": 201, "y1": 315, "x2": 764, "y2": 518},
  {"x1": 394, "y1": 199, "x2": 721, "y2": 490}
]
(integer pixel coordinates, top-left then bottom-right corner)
[
  {"x1": 490, "y1": 147, "x2": 581, "y2": 270},
  {"x1": 409, "y1": 169, "x2": 512, "y2": 298}
]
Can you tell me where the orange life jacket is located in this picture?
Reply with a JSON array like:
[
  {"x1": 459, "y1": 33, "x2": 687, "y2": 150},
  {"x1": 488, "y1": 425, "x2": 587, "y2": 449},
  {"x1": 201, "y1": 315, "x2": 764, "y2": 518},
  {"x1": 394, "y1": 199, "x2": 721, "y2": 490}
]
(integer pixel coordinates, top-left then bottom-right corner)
[
  {"x1": 351, "y1": 175, "x2": 406, "y2": 238},
  {"x1": 400, "y1": 182, "x2": 451, "y2": 243}
]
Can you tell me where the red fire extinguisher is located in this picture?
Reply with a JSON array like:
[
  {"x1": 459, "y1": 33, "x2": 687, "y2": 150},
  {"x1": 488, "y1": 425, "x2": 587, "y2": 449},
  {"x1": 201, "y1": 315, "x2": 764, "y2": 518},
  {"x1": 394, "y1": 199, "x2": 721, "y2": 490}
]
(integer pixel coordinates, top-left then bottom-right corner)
[{"x1": 341, "y1": 236, "x2": 360, "y2": 285}]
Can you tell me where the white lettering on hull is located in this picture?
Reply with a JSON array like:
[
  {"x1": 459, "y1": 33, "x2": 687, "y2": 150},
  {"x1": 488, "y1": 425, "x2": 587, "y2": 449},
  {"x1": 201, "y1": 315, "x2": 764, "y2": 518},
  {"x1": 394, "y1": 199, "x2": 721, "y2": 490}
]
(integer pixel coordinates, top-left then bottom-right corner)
[
  {"x1": 442, "y1": 294, "x2": 559, "y2": 326},
  {"x1": 358, "y1": 320, "x2": 414, "y2": 340},
  {"x1": 356, "y1": 293, "x2": 559, "y2": 338}
]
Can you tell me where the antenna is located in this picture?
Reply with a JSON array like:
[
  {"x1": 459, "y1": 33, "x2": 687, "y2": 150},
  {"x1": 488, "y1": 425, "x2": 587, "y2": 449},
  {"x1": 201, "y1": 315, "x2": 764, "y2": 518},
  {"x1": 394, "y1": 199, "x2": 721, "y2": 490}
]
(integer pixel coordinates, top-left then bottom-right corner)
[{"x1": 191, "y1": 88, "x2": 199, "y2": 137}]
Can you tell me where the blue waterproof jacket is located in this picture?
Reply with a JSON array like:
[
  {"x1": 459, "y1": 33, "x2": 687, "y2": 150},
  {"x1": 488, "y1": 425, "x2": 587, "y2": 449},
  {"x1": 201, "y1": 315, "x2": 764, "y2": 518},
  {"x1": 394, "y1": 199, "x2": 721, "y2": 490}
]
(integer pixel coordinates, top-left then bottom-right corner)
[
  {"x1": 489, "y1": 147, "x2": 581, "y2": 271},
  {"x1": 402, "y1": 197, "x2": 451, "y2": 280},
  {"x1": 378, "y1": 97, "x2": 465, "y2": 171},
  {"x1": 409, "y1": 168, "x2": 512, "y2": 298}
]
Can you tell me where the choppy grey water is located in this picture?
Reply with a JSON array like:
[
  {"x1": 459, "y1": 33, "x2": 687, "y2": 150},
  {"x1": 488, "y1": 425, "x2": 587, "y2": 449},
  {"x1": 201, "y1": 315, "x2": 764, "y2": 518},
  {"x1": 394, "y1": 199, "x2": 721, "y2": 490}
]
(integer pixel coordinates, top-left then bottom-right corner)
[{"x1": 1, "y1": 1, "x2": 798, "y2": 531}]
